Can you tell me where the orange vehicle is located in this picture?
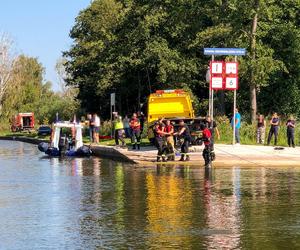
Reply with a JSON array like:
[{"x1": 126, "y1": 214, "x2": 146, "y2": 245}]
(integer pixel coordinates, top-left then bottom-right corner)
[{"x1": 11, "y1": 112, "x2": 35, "y2": 132}]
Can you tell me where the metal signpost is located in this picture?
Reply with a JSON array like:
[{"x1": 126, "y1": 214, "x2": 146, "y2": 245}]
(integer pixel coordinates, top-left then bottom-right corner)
[
  {"x1": 204, "y1": 48, "x2": 246, "y2": 145},
  {"x1": 110, "y1": 93, "x2": 116, "y2": 137}
]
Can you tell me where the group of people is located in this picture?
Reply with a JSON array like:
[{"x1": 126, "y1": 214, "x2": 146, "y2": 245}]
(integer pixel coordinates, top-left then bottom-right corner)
[
  {"x1": 153, "y1": 116, "x2": 220, "y2": 165},
  {"x1": 113, "y1": 112, "x2": 145, "y2": 150},
  {"x1": 87, "y1": 113, "x2": 101, "y2": 144},
  {"x1": 87, "y1": 106, "x2": 298, "y2": 167},
  {"x1": 256, "y1": 112, "x2": 296, "y2": 147},
  {"x1": 232, "y1": 109, "x2": 297, "y2": 147}
]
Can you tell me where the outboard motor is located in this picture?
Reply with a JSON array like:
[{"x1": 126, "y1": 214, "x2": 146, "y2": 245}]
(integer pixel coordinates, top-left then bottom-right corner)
[{"x1": 38, "y1": 142, "x2": 49, "y2": 153}]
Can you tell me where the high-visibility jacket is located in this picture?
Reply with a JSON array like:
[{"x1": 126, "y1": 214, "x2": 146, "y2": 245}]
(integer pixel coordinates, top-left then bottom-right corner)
[
  {"x1": 202, "y1": 128, "x2": 211, "y2": 146},
  {"x1": 114, "y1": 120, "x2": 124, "y2": 130}
]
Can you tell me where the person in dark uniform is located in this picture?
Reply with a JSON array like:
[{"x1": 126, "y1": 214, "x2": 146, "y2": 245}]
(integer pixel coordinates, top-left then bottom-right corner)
[
  {"x1": 200, "y1": 123, "x2": 212, "y2": 167},
  {"x1": 267, "y1": 112, "x2": 280, "y2": 146},
  {"x1": 286, "y1": 115, "x2": 296, "y2": 147},
  {"x1": 204, "y1": 116, "x2": 220, "y2": 161},
  {"x1": 153, "y1": 122, "x2": 167, "y2": 162},
  {"x1": 175, "y1": 120, "x2": 191, "y2": 161},
  {"x1": 137, "y1": 111, "x2": 145, "y2": 134}
]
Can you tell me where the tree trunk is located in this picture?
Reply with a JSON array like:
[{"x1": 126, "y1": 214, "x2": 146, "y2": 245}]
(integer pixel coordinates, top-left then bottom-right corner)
[
  {"x1": 249, "y1": 0, "x2": 260, "y2": 124},
  {"x1": 137, "y1": 71, "x2": 141, "y2": 112}
]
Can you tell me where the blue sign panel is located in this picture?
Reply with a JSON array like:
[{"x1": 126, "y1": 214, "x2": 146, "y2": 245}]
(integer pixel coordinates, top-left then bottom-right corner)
[{"x1": 204, "y1": 48, "x2": 246, "y2": 56}]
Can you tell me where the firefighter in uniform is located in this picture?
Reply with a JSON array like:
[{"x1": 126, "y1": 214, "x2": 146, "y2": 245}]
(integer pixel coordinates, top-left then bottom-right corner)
[
  {"x1": 200, "y1": 123, "x2": 212, "y2": 167},
  {"x1": 175, "y1": 120, "x2": 191, "y2": 161},
  {"x1": 205, "y1": 115, "x2": 220, "y2": 161},
  {"x1": 130, "y1": 113, "x2": 141, "y2": 150},
  {"x1": 154, "y1": 121, "x2": 167, "y2": 162},
  {"x1": 164, "y1": 119, "x2": 175, "y2": 161}
]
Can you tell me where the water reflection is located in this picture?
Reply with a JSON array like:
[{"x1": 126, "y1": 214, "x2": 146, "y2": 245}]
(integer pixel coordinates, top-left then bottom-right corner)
[
  {"x1": 1, "y1": 141, "x2": 300, "y2": 249},
  {"x1": 203, "y1": 167, "x2": 241, "y2": 249}
]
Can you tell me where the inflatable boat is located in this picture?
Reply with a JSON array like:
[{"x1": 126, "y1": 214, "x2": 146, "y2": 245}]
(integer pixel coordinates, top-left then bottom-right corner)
[{"x1": 38, "y1": 122, "x2": 92, "y2": 157}]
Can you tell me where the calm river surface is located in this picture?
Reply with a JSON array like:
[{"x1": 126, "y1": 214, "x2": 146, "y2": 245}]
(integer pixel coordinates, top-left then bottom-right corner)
[{"x1": 1, "y1": 141, "x2": 300, "y2": 249}]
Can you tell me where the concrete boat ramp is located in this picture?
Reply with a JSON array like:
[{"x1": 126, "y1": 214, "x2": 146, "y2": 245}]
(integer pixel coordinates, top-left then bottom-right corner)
[
  {"x1": 1, "y1": 136, "x2": 299, "y2": 167},
  {"x1": 91, "y1": 144, "x2": 300, "y2": 167}
]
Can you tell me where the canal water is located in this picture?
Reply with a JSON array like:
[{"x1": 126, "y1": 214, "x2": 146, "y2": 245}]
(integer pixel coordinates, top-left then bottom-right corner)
[{"x1": 1, "y1": 141, "x2": 300, "y2": 249}]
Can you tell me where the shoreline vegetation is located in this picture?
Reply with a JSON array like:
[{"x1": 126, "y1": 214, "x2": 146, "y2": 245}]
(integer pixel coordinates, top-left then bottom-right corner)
[{"x1": 1, "y1": 1, "x2": 300, "y2": 145}]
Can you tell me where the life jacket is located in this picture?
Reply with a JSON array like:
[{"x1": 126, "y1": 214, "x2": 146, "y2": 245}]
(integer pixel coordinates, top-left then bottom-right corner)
[
  {"x1": 202, "y1": 128, "x2": 211, "y2": 146},
  {"x1": 165, "y1": 124, "x2": 173, "y2": 134},
  {"x1": 130, "y1": 118, "x2": 140, "y2": 131},
  {"x1": 154, "y1": 125, "x2": 165, "y2": 138}
]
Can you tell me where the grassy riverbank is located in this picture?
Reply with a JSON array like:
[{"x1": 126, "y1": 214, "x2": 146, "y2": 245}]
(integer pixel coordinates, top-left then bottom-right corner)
[{"x1": 217, "y1": 118, "x2": 299, "y2": 146}]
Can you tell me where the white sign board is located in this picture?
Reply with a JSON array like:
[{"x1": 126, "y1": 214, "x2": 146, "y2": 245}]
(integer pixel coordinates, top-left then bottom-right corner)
[
  {"x1": 211, "y1": 77, "x2": 223, "y2": 89},
  {"x1": 226, "y1": 62, "x2": 238, "y2": 74},
  {"x1": 211, "y1": 62, "x2": 223, "y2": 74},
  {"x1": 225, "y1": 77, "x2": 238, "y2": 90},
  {"x1": 110, "y1": 93, "x2": 115, "y2": 106}
]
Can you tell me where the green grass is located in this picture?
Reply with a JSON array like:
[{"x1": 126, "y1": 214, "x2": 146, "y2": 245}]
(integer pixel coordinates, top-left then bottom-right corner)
[{"x1": 217, "y1": 118, "x2": 297, "y2": 146}]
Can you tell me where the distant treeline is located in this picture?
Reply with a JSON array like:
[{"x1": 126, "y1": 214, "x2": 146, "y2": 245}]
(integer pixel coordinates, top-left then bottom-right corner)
[
  {"x1": 64, "y1": 0, "x2": 300, "y2": 122},
  {"x1": 0, "y1": 52, "x2": 79, "y2": 130}
]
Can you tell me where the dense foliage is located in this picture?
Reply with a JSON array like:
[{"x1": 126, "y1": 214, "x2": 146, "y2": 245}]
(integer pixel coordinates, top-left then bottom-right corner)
[
  {"x1": 1, "y1": 55, "x2": 79, "y2": 128},
  {"x1": 65, "y1": 0, "x2": 300, "y2": 121}
]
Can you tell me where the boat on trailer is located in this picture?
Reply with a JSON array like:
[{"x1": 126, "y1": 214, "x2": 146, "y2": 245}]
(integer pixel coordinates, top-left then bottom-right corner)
[{"x1": 38, "y1": 122, "x2": 92, "y2": 157}]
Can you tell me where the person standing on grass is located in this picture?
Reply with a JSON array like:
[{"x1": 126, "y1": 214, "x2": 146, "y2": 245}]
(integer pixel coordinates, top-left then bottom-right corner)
[
  {"x1": 130, "y1": 113, "x2": 141, "y2": 150},
  {"x1": 123, "y1": 115, "x2": 131, "y2": 138},
  {"x1": 286, "y1": 115, "x2": 296, "y2": 148},
  {"x1": 137, "y1": 111, "x2": 145, "y2": 134},
  {"x1": 267, "y1": 112, "x2": 280, "y2": 146},
  {"x1": 231, "y1": 108, "x2": 241, "y2": 144},
  {"x1": 87, "y1": 113, "x2": 94, "y2": 143},
  {"x1": 256, "y1": 114, "x2": 266, "y2": 144},
  {"x1": 93, "y1": 113, "x2": 101, "y2": 144},
  {"x1": 114, "y1": 116, "x2": 126, "y2": 147}
]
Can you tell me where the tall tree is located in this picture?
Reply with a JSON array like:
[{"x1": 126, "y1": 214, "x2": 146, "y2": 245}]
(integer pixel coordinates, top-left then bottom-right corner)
[
  {"x1": 0, "y1": 34, "x2": 16, "y2": 113},
  {"x1": 65, "y1": 0, "x2": 300, "y2": 120}
]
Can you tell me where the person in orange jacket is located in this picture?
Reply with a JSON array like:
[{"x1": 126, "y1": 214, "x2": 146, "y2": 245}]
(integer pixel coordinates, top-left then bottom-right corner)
[{"x1": 130, "y1": 113, "x2": 141, "y2": 150}]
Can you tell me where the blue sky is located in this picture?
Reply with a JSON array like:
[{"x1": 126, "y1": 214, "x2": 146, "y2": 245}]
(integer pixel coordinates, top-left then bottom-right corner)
[{"x1": 0, "y1": 0, "x2": 91, "y2": 91}]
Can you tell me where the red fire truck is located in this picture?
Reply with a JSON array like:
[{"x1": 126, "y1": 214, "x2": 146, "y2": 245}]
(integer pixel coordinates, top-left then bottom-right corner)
[{"x1": 11, "y1": 112, "x2": 35, "y2": 132}]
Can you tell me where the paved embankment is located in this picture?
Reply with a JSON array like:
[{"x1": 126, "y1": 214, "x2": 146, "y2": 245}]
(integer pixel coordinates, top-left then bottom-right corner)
[
  {"x1": 0, "y1": 136, "x2": 48, "y2": 145},
  {"x1": 91, "y1": 143, "x2": 300, "y2": 167},
  {"x1": 1, "y1": 136, "x2": 300, "y2": 167}
]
